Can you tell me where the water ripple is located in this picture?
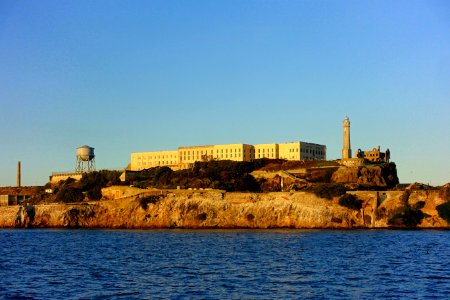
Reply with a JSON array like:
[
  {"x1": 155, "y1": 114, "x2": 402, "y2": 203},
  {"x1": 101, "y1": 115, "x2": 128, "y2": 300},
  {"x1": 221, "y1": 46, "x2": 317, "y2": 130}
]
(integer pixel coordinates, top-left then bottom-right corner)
[{"x1": 0, "y1": 229, "x2": 449, "y2": 299}]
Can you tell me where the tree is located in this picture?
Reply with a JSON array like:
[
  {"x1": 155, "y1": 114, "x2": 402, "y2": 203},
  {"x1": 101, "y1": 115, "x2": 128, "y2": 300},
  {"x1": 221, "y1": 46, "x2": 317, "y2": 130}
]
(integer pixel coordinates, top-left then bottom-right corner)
[
  {"x1": 436, "y1": 201, "x2": 450, "y2": 224},
  {"x1": 56, "y1": 186, "x2": 84, "y2": 203}
]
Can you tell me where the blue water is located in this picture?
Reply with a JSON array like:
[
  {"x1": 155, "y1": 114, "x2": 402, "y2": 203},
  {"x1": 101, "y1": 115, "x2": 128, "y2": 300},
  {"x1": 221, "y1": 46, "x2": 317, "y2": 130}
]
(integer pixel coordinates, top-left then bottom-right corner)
[{"x1": 0, "y1": 229, "x2": 449, "y2": 299}]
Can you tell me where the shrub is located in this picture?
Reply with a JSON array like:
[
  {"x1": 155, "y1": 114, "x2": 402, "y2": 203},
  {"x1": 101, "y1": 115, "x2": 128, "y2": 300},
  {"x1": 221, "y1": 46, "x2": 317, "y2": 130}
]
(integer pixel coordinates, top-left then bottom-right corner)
[
  {"x1": 413, "y1": 201, "x2": 426, "y2": 210},
  {"x1": 338, "y1": 194, "x2": 363, "y2": 210},
  {"x1": 139, "y1": 195, "x2": 162, "y2": 210},
  {"x1": 436, "y1": 201, "x2": 450, "y2": 224},
  {"x1": 388, "y1": 205, "x2": 425, "y2": 227},
  {"x1": 56, "y1": 187, "x2": 84, "y2": 203},
  {"x1": 311, "y1": 183, "x2": 347, "y2": 199},
  {"x1": 129, "y1": 161, "x2": 262, "y2": 191},
  {"x1": 86, "y1": 185, "x2": 102, "y2": 200}
]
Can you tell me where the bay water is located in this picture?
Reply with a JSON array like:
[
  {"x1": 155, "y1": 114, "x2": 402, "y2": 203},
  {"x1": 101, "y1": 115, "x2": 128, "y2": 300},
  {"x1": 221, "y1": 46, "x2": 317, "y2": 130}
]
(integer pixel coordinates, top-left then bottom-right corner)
[{"x1": 0, "y1": 229, "x2": 449, "y2": 299}]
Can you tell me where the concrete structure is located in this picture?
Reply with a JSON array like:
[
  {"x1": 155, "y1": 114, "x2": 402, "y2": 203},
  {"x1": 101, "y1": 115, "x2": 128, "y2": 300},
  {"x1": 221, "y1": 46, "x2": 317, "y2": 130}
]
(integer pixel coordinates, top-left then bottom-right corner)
[
  {"x1": 0, "y1": 194, "x2": 31, "y2": 206},
  {"x1": 49, "y1": 172, "x2": 83, "y2": 184},
  {"x1": 342, "y1": 116, "x2": 352, "y2": 159},
  {"x1": 340, "y1": 158, "x2": 366, "y2": 167},
  {"x1": 0, "y1": 195, "x2": 9, "y2": 206},
  {"x1": 130, "y1": 141, "x2": 327, "y2": 171}
]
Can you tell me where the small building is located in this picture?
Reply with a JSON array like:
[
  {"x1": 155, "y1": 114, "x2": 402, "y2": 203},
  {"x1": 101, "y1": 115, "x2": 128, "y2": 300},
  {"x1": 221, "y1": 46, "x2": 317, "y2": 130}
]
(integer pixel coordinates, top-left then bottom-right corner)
[
  {"x1": 0, "y1": 194, "x2": 31, "y2": 206},
  {"x1": 0, "y1": 195, "x2": 9, "y2": 206}
]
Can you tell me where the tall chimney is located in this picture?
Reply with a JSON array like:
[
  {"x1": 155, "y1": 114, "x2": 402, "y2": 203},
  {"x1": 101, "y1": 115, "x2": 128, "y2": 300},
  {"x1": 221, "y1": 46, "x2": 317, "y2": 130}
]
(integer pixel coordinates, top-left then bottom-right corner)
[{"x1": 17, "y1": 161, "x2": 21, "y2": 187}]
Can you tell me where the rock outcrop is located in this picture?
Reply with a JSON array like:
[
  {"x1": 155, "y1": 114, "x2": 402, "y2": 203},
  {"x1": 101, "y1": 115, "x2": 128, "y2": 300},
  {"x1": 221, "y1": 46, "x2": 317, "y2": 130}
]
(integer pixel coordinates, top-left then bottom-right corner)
[{"x1": 331, "y1": 163, "x2": 399, "y2": 188}]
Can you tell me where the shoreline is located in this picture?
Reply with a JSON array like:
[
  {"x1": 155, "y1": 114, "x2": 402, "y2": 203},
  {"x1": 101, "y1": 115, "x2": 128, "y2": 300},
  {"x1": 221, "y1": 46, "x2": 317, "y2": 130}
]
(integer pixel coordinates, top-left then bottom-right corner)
[{"x1": 1, "y1": 188, "x2": 448, "y2": 230}]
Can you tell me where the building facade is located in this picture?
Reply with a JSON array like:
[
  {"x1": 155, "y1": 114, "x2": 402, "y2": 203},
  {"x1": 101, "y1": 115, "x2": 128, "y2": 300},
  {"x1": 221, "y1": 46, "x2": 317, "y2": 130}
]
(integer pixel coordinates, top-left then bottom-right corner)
[
  {"x1": 131, "y1": 150, "x2": 179, "y2": 171},
  {"x1": 253, "y1": 144, "x2": 279, "y2": 159},
  {"x1": 356, "y1": 147, "x2": 390, "y2": 163},
  {"x1": 130, "y1": 141, "x2": 326, "y2": 171}
]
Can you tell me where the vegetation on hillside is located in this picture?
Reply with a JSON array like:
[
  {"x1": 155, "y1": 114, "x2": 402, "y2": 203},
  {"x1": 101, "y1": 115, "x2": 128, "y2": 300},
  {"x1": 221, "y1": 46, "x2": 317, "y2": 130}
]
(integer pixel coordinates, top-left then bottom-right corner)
[
  {"x1": 129, "y1": 160, "x2": 262, "y2": 192},
  {"x1": 309, "y1": 183, "x2": 347, "y2": 199},
  {"x1": 338, "y1": 193, "x2": 363, "y2": 210},
  {"x1": 127, "y1": 159, "x2": 400, "y2": 194},
  {"x1": 139, "y1": 195, "x2": 163, "y2": 210},
  {"x1": 258, "y1": 160, "x2": 339, "y2": 171},
  {"x1": 436, "y1": 201, "x2": 450, "y2": 224},
  {"x1": 53, "y1": 170, "x2": 122, "y2": 203}
]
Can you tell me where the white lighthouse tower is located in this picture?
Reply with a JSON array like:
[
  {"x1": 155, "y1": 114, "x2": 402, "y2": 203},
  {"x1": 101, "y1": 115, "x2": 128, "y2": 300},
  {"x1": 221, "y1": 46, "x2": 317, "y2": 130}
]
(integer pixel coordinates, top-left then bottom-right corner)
[{"x1": 342, "y1": 116, "x2": 352, "y2": 160}]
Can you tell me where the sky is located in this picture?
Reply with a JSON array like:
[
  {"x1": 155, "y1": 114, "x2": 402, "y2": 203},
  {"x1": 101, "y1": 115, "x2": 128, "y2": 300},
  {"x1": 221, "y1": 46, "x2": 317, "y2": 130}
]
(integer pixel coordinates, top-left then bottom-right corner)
[{"x1": 0, "y1": 0, "x2": 449, "y2": 186}]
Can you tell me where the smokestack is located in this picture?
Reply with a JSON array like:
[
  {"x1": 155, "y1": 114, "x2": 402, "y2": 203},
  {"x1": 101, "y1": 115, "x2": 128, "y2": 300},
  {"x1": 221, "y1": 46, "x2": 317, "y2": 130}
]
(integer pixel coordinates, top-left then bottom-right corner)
[{"x1": 17, "y1": 161, "x2": 21, "y2": 187}]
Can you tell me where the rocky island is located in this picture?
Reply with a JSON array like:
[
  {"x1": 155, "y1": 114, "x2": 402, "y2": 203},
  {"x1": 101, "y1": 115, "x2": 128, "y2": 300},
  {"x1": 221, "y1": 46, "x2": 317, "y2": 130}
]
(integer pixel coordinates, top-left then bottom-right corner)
[{"x1": 1, "y1": 160, "x2": 449, "y2": 229}]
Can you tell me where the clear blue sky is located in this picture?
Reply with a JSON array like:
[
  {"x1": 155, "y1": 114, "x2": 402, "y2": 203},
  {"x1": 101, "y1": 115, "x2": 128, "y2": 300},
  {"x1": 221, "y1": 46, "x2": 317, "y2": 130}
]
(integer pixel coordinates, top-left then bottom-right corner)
[{"x1": 1, "y1": 0, "x2": 449, "y2": 186}]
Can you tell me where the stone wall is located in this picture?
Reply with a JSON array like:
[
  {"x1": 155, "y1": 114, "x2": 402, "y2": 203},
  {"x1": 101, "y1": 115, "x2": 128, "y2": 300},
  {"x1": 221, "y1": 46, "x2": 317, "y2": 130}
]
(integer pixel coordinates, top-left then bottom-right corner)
[{"x1": 49, "y1": 173, "x2": 82, "y2": 184}]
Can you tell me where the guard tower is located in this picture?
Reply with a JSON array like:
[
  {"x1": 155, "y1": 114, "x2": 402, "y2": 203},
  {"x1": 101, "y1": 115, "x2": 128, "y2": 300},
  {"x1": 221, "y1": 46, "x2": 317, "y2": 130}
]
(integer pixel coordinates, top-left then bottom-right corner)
[
  {"x1": 75, "y1": 145, "x2": 96, "y2": 173},
  {"x1": 342, "y1": 116, "x2": 352, "y2": 159}
]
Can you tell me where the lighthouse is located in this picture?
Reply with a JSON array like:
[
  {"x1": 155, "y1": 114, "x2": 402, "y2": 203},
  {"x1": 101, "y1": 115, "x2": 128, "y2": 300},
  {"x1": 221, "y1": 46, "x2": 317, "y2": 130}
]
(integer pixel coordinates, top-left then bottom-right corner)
[{"x1": 342, "y1": 116, "x2": 352, "y2": 159}]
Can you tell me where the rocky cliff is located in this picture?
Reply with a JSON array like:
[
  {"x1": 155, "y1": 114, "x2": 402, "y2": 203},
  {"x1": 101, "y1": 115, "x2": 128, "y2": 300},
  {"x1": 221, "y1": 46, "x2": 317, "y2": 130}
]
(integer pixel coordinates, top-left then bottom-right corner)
[
  {"x1": 252, "y1": 162, "x2": 399, "y2": 191},
  {"x1": 1, "y1": 187, "x2": 448, "y2": 229},
  {"x1": 331, "y1": 163, "x2": 399, "y2": 188}
]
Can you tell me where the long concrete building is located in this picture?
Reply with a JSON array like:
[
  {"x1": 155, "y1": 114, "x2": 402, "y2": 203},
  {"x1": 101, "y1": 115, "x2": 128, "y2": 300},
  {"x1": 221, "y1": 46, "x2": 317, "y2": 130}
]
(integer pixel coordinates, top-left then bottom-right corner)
[{"x1": 130, "y1": 141, "x2": 326, "y2": 171}]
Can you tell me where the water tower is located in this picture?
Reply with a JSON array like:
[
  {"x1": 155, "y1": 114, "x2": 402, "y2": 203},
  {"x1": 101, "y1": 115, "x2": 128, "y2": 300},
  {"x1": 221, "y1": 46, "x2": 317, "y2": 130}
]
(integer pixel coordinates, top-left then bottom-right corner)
[{"x1": 75, "y1": 145, "x2": 96, "y2": 173}]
